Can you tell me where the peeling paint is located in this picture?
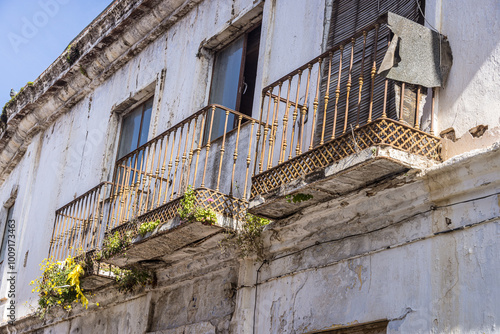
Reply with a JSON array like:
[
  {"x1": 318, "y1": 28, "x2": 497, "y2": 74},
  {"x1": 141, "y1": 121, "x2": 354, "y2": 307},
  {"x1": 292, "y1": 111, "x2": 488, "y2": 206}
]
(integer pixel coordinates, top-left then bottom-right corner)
[{"x1": 1, "y1": 0, "x2": 500, "y2": 333}]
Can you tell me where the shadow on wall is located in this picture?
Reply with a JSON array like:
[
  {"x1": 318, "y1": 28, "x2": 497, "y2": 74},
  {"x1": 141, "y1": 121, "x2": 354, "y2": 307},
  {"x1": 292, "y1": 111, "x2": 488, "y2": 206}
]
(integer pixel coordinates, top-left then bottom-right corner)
[{"x1": 437, "y1": 0, "x2": 500, "y2": 135}]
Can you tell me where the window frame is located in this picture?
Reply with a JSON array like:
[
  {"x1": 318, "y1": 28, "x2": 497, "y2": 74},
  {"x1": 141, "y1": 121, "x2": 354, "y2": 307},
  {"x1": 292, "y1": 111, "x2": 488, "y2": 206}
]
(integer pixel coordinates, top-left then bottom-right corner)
[
  {"x1": 208, "y1": 35, "x2": 246, "y2": 115},
  {"x1": 208, "y1": 23, "x2": 261, "y2": 116},
  {"x1": 205, "y1": 23, "x2": 262, "y2": 143},
  {"x1": 116, "y1": 96, "x2": 154, "y2": 161}
]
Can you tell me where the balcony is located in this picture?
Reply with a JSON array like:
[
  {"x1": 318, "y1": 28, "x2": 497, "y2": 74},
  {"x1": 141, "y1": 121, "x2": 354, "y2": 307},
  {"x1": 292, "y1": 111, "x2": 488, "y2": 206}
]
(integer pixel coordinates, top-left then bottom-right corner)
[
  {"x1": 106, "y1": 104, "x2": 260, "y2": 234},
  {"x1": 49, "y1": 182, "x2": 113, "y2": 260},
  {"x1": 47, "y1": 14, "x2": 443, "y2": 276},
  {"x1": 249, "y1": 17, "x2": 441, "y2": 219},
  {"x1": 48, "y1": 105, "x2": 263, "y2": 284},
  {"x1": 48, "y1": 182, "x2": 116, "y2": 289}
]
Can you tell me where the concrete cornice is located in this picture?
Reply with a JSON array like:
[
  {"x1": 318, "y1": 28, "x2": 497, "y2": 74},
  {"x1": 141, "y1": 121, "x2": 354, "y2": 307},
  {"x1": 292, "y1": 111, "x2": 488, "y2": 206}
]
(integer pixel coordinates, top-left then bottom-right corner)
[{"x1": 0, "y1": 0, "x2": 203, "y2": 185}]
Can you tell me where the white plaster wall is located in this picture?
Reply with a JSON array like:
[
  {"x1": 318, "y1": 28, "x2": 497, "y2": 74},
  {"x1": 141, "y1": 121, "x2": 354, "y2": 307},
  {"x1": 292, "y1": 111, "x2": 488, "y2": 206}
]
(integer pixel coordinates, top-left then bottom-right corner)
[
  {"x1": 4, "y1": 0, "x2": 500, "y2": 327},
  {"x1": 252, "y1": 223, "x2": 500, "y2": 333},
  {"x1": 0, "y1": 0, "x2": 331, "y2": 322},
  {"x1": 245, "y1": 145, "x2": 500, "y2": 333},
  {"x1": 0, "y1": 136, "x2": 39, "y2": 320},
  {"x1": 426, "y1": 0, "x2": 500, "y2": 137},
  {"x1": 257, "y1": 0, "x2": 326, "y2": 91}
]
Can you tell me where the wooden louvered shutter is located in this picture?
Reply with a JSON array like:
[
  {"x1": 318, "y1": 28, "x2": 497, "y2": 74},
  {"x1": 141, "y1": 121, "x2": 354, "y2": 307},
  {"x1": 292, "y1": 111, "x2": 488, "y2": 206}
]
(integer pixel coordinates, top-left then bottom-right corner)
[{"x1": 314, "y1": 0, "x2": 424, "y2": 145}]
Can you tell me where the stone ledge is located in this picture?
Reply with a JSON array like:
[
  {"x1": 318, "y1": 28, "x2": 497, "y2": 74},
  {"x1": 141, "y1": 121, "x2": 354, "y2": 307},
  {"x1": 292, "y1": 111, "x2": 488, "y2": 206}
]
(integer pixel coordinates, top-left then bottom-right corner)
[{"x1": 104, "y1": 220, "x2": 222, "y2": 268}]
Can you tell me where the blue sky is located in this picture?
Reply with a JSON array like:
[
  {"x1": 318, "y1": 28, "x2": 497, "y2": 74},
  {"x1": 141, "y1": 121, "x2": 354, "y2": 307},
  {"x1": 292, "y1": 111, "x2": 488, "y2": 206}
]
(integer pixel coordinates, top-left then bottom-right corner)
[{"x1": 0, "y1": 0, "x2": 112, "y2": 108}]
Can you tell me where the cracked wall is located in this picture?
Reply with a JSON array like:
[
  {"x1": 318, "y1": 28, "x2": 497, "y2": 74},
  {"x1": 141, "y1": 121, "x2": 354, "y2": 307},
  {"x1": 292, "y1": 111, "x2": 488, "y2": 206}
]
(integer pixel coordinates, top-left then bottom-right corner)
[
  {"x1": 0, "y1": 0, "x2": 500, "y2": 332},
  {"x1": 232, "y1": 144, "x2": 500, "y2": 333},
  {"x1": 0, "y1": 0, "x2": 329, "y2": 323}
]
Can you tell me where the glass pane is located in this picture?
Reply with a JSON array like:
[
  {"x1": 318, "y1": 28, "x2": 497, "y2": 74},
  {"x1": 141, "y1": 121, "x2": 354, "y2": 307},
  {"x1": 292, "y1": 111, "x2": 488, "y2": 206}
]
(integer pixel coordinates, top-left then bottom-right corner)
[
  {"x1": 210, "y1": 37, "x2": 244, "y2": 109},
  {"x1": 208, "y1": 37, "x2": 244, "y2": 139},
  {"x1": 139, "y1": 98, "x2": 153, "y2": 147},
  {"x1": 117, "y1": 105, "x2": 142, "y2": 158}
]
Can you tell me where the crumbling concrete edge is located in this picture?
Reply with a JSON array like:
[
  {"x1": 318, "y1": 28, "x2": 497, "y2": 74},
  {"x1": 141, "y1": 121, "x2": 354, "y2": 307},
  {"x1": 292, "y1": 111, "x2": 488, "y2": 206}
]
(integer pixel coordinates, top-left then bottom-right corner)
[{"x1": 249, "y1": 146, "x2": 438, "y2": 214}]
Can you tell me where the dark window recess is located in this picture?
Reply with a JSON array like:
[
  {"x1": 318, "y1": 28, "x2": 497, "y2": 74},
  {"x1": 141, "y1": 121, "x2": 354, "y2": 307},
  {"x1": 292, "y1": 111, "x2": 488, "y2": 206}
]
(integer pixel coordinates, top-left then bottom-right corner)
[
  {"x1": 206, "y1": 24, "x2": 261, "y2": 141},
  {"x1": 0, "y1": 204, "x2": 14, "y2": 263},
  {"x1": 117, "y1": 97, "x2": 153, "y2": 159},
  {"x1": 314, "y1": 0, "x2": 424, "y2": 145},
  {"x1": 239, "y1": 25, "x2": 261, "y2": 117}
]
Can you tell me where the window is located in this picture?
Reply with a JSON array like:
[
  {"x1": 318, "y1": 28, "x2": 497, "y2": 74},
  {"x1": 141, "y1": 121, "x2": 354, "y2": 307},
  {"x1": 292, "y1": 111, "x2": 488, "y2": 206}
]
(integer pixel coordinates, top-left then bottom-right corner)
[
  {"x1": 0, "y1": 204, "x2": 14, "y2": 263},
  {"x1": 117, "y1": 97, "x2": 153, "y2": 159},
  {"x1": 206, "y1": 24, "x2": 261, "y2": 140}
]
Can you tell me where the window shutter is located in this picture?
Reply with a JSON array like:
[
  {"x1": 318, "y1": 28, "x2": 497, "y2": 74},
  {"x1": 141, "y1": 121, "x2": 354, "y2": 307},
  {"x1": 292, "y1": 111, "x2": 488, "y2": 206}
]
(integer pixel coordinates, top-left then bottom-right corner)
[{"x1": 314, "y1": 0, "x2": 423, "y2": 145}]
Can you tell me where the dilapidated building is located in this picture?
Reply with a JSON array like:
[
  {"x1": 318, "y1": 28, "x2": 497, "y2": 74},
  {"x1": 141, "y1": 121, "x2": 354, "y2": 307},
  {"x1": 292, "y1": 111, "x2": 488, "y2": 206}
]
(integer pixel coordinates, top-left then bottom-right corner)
[{"x1": 1, "y1": 0, "x2": 500, "y2": 333}]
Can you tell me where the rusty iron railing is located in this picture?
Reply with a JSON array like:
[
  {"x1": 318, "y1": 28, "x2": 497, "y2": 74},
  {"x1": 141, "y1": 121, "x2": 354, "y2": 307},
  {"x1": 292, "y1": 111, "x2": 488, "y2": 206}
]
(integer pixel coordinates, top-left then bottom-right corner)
[
  {"x1": 106, "y1": 104, "x2": 264, "y2": 234},
  {"x1": 251, "y1": 17, "x2": 441, "y2": 197},
  {"x1": 49, "y1": 182, "x2": 113, "y2": 260},
  {"x1": 48, "y1": 105, "x2": 264, "y2": 261}
]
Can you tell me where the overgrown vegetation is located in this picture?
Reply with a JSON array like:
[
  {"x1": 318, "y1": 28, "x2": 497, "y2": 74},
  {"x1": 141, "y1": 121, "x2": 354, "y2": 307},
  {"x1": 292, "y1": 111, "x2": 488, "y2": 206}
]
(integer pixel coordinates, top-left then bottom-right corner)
[
  {"x1": 194, "y1": 206, "x2": 217, "y2": 225},
  {"x1": 286, "y1": 193, "x2": 314, "y2": 204},
  {"x1": 2, "y1": 93, "x2": 18, "y2": 124},
  {"x1": 30, "y1": 256, "x2": 91, "y2": 318},
  {"x1": 1, "y1": 83, "x2": 34, "y2": 126},
  {"x1": 220, "y1": 214, "x2": 270, "y2": 261},
  {"x1": 138, "y1": 220, "x2": 160, "y2": 237},
  {"x1": 178, "y1": 186, "x2": 217, "y2": 225},
  {"x1": 111, "y1": 267, "x2": 154, "y2": 293},
  {"x1": 79, "y1": 65, "x2": 89, "y2": 78},
  {"x1": 66, "y1": 44, "x2": 80, "y2": 65},
  {"x1": 97, "y1": 231, "x2": 132, "y2": 260},
  {"x1": 178, "y1": 186, "x2": 196, "y2": 220}
]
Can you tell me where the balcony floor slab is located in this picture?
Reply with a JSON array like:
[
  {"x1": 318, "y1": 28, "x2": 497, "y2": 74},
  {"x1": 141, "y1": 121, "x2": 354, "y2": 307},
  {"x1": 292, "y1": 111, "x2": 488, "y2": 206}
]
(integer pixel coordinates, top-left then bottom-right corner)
[
  {"x1": 80, "y1": 274, "x2": 115, "y2": 291},
  {"x1": 248, "y1": 146, "x2": 437, "y2": 219},
  {"x1": 103, "y1": 218, "x2": 224, "y2": 268}
]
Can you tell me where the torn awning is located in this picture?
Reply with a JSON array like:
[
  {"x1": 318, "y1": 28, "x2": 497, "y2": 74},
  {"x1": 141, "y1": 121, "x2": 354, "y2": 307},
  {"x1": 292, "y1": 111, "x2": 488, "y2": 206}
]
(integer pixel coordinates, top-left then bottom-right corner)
[{"x1": 378, "y1": 12, "x2": 452, "y2": 88}]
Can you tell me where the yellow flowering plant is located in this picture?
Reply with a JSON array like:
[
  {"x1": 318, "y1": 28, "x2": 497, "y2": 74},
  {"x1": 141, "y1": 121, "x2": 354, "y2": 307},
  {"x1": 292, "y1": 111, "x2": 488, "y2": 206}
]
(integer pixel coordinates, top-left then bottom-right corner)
[{"x1": 30, "y1": 255, "x2": 89, "y2": 317}]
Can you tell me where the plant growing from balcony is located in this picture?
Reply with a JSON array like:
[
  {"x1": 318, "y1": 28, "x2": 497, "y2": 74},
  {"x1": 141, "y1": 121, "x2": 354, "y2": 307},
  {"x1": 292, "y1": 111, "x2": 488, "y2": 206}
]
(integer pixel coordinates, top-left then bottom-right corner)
[
  {"x1": 285, "y1": 193, "x2": 313, "y2": 204},
  {"x1": 30, "y1": 255, "x2": 90, "y2": 318},
  {"x1": 97, "y1": 231, "x2": 132, "y2": 260},
  {"x1": 111, "y1": 267, "x2": 154, "y2": 293},
  {"x1": 138, "y1": 220, "x2": 160, "y2": 237},
  {"x1": 194, "y1": 207, "x2": 217, "y2": 225},
  {"x1": 178, "y1": 186, "x2": 217, "y2": 225},
  {"x1": 220, "y1": 214, "x2": 270, "y2": 261},
  {"x1": 178, "y1": 185, "x2": 196, "y2": 220}
]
